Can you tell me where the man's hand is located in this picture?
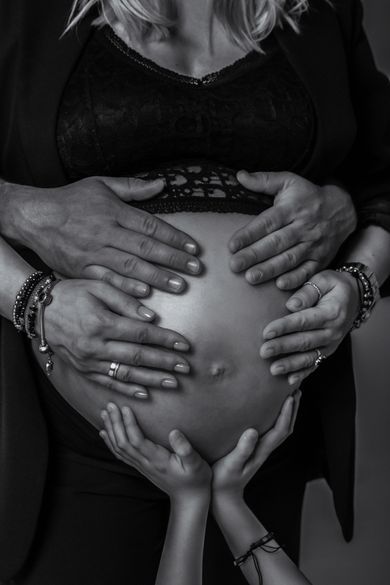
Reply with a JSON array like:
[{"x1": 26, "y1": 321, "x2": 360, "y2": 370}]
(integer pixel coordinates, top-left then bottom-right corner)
[
  {"x1": 229, "y1": 171, "x2": 357, "y2": 290},
  {"x1": 2, "y1": 176, "x2": 201, "y2": 296}
]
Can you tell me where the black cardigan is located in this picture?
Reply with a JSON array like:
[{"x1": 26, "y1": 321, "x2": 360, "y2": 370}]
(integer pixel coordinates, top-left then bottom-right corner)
[{"x1": 0, "y1": 0, "x2": 389, "y2": 580}]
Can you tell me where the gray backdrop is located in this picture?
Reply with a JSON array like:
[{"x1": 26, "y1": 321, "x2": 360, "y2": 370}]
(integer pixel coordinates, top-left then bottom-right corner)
[{"x1": 300, "y1": 2, "x2": 390, "y2": 583}]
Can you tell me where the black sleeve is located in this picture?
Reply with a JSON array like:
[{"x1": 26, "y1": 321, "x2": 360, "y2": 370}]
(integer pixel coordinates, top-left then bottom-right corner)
[{"x1": 335, "y1": 0, "x2": 390, "y2": 233}]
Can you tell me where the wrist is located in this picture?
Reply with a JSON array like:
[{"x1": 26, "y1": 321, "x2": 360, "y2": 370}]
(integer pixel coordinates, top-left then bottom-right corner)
[
  {"x1": 170, "y1": 489, "x2": 211, "y2": 512},
  {"x1": 0, "y1": 182, "x2": 45, "y2": 248},
  {"x1": 211, "y1": 489, "x2": 245, "y2": 519}
]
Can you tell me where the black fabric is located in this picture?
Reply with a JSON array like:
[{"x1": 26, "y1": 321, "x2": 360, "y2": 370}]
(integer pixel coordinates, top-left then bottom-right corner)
[
  {"x1": 57, "y1": 26, "x2": 315, "y2": 182},
  {"x1": 0, "y1": 0, "x2": 388, "y2": 580},
  {"x1": 12, "y1": 450, "x2": 307, "y2": 585}
]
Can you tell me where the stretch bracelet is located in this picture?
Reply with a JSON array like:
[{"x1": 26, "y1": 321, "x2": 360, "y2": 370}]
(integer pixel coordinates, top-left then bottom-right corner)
[
  {"x1": 25, "y1": 273, "x2": 56, "y2": 339},
  {"x1": 336, "y1": 263, "x2": 379, "y2": 329},
  {"x1": 12, "y1": 271, "x2": 44, "y2": 332},
  {"x1": 234, "y1": 532, "x2": 281, "y2": 585}
]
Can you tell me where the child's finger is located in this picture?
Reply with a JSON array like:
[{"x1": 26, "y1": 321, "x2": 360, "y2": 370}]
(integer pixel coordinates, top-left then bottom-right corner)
[
  {"x1": 226, "y1": 429, "x2": 259, "y2": 468},
  {"x1": 254, "y1": 396, "x2": 294, "y2": 462},
  {"x1": 121, "y1": 405, "x2": 146, "y2": 448},
  {"x1": 100, "y1": 429, "x2": 132, "y2": 466},
  {"x1": 169, "y1": 430, "x2": 200, "y2": 467},
  {"x1": 100, "y1": 429, "x2": 116, "y2": 454},
  {"x1": 107, "y1": 402, "x2": 128, "y2": 447},
  {"x1": 101, "y1": 409, "x2": 118, "y2": 450},
  {"x1": 121, "y1": 406, "x2": 160, "y2": 461},
  {"x1": 289, "y1": 390, "x2": 302, "y2": 435}
]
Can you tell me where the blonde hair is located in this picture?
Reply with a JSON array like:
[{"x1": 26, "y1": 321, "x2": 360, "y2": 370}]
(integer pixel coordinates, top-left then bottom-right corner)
[{"x1": 66, "y1": 0, "x2": 310, "y2": 51}]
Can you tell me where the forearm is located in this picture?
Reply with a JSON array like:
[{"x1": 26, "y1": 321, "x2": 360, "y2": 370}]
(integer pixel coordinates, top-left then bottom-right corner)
[
  {"x1": 337, "y1": 225, "x2": 390, "y2": 286},
  {"x1": 213, "y1": 495, "x2": 312, "y2": 585},
  {"x1": 0, "y1": 234, "x2": 36, "y2": 321},
  {"x1": 155, "y1": 495, "x2": 209, "y2": 585},
  {"x1": 0, "y1": 179, "x2": 40, "y2": 247}
]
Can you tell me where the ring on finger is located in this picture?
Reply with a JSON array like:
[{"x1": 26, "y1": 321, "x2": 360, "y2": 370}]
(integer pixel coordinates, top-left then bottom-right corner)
[
  {"x1": 303, "y1": 281, "x2": 322, "y2": 304},
  {"x1": 314, "y1": 349, "x2": 327, "y2": 368},
  {"x1": 108, "y1": 361, "x2": 121, "y2": 380}
]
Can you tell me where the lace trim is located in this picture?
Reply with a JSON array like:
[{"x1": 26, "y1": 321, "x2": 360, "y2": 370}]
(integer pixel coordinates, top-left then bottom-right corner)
[
  {"x1": 104, "y1": 26, "x2": 265, "y2": 87},
  {"x1": 132, "y1": 162, "x2": 274, "y2": 214}
]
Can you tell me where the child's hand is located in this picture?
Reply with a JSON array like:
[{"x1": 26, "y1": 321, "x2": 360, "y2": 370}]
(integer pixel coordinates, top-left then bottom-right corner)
[
  {"x1": 100, "y1": 403, "x2": 212, "y2": 503},
  {"x1": 212, "y1": 391, "x2": 301, "y2": 501}
]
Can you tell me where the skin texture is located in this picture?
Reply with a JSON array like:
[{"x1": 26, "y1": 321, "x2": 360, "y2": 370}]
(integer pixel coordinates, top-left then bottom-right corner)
[
  {"x1": 32, "y1": 213, "x2": 298, "y2": 462},
  {"x1": 99, "y1": 392, "x2": 312, "y2": 585}
]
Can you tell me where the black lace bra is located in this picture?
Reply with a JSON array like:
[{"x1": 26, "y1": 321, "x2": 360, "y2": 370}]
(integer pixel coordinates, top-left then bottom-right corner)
[{"x1": 57, "y1": 26, "x2": 316, "y2": 215}]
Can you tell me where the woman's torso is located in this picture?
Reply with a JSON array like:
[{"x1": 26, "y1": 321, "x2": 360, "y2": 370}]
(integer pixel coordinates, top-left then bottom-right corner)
[{"x1": 31, "y1": 24, "x2": 315, "y2": 462}]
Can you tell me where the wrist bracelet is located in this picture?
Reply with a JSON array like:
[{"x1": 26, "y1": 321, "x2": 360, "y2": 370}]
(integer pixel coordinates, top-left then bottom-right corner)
[
  {"x1": 25, "y1": 273, "x2": 56, "y2": 339},
  {"x1": 336, "y1": 263, "x2": 380, "y2": 329},
  {"x1": 13, "y1": 271, "x2": 44, "y2": 332},
  {"x1": 37, "y1": 278, "x2": 60, "y2": 376},
  {"x1": 234, "y1": 532, "x2": 281, "y2": 585}
]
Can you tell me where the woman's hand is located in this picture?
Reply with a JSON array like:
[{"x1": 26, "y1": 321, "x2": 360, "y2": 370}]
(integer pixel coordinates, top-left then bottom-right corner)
[
  {"x1": 212, "y1": 392, "x2": 301, "y2": 501},
  {"x1": 100, "y1": 403, "x2": 212, "y2": 502},
  {"x1": 229, "y1": 171, "x2": 357, "y2": 290},
  {"x1": 260, "y1": 270, "x2": 360, "y2": 386},
  {"x1": 1, "y1": 176, "x2": 201, "y2": 296},
  {"x1": 43, "y1": 279, "x2": 191, "y2": 398}
]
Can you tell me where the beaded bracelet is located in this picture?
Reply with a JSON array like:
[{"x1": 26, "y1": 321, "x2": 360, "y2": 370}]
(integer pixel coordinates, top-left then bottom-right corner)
[
  {"x1": 25, "y1": 273, "x2": 56, "y2": 339},
  {"x1": 336, "y1": 263, "x2": 379, "y2": 329},
  {"x1": 12, "y1": 271, "x2": 44, "y2": 333}
]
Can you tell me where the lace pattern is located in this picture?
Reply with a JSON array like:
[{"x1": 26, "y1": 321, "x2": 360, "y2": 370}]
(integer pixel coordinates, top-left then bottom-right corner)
[{"x1": 133, "y1": 161, "x2": 274, "y2": 214}]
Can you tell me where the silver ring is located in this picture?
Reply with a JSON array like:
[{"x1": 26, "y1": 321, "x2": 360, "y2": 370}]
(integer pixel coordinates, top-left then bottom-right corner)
[
  {"x1": 303, "y1": 281, "x2": 322, "y2": 303},
  {"x1": 314, "y1": 349, "x2": 327, "y2": 368},
  {"x1": 108, "y1": 361, "x2": 121, "y2": 380}
]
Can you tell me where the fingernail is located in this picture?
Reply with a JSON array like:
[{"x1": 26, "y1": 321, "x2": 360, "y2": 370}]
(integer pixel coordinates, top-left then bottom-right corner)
[
  {"x1": 174, "y1": 363, "x2": 190, "y2": 374},
  {"x1": 99, "y1": 430, "x2": 106, "y2": 438},
  {"x1": 107, "y1": 402, "x2": 116, "y2": 412},
  {"x1": 187, "y1": 259, "x2": 201, "y2": 274},
  {"x1": 134, "y1": 391, "x2": 149, "y2": 399},
  {"x1": 122, "y1": 406, "x2": 130, "y2": 416},
  {"x1": 137, "y1": 306, "x2": 155, "y2": 320},
  {"x1": 289, "y1": 375, "x2": 300, "y2": 386},
  {"x1": 173, "y1": 341, "x2": 190, "y2": 352},
  {"x1": 101, "y1": 410, "x2": 107, "y2": 419},
  {"x1": 136, "y1": 284, "x2": 150, "y2": 296},
  {"x1": 264, "y1": 330, "x2": 276, "y2": 340},
  {"x1": 184, "y1": 242, "x2": 198, "y2": 255},
  {"x1": 168, "y1": 277, "x2": 185, "y2": 292},
  {"x1": 290, "y1": 299, "x2": 302, "y2": 310},
  {"x1": 247, "y1": 270, "x2": 262, "y2": 284},
  {"x1": 230, "y1": 257, "x2": 245, "y2": 272},
  {"x1": 161, "y1": 378, "x2": 178, "y2": 389},
  {"x1": 263, "y1": 346, "x2": 275, "y2": 357},
  {"x1": 271, "y1": 364, "x2": 285, "y2": 375}
]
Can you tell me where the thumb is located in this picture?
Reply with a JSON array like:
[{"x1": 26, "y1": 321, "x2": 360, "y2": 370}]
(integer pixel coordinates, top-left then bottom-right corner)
[
  {"x1": 223, "y1": 429, "x2": 259, "y2": 469},
  {"x1": 100, "y1": 176, "x2": 165, "y2": 202},
  {"x1": 169, "y1": 430, "x2": 199, "y2": 466},
  {"x1": 236, "y1": 170, "x2": 291, "y2": 196}
]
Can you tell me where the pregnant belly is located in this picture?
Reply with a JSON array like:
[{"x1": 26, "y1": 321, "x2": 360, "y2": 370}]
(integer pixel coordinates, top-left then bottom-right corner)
[{"x1": 32, "y1": 213, "x2": 296, "y2": 461}]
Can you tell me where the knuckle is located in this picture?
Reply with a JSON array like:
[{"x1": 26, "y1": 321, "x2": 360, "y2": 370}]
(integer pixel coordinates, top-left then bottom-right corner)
[
  {"x1": 130, "y1": 349, "x2": 144, "y2": 366},
  {"x1": 285, "y1": 249, "x2": 297, "y2": 266},
  {"x1": 271, "y1": 232, "x2": 283, "y2": 252},
  {"x1": 140, "y1": 214, "x2": 158, "y2": 237},
  {"x1": 133, "y1": 326, "x2": 150, "y2": 345},
  {"x1": 120, "y1": 367, "x2": 134, "y2": 383},
  {"x1": 299, "y1": 338, "x2": 312, "y2": 352},
  {"x1": 106, "y1": 378, "x2": 115, "y2": 392},
  {"x1": 124, "y1": 256, "x2": 139, "y2": 275},
  {"x1": 116, "y1": 436, "x2": 127, "y2": 450},
  {"x1": 75, "y1": 337, "x2": 94, "y2": 360},
  {"x1": 137, "y1": 237, "x2": 155, "y2": 257}
]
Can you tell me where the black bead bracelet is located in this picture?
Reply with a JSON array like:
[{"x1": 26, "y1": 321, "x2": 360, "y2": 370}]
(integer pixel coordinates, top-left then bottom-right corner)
[{"x1": 12, "y1": 271, "x2": 44, "y2": 333}]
